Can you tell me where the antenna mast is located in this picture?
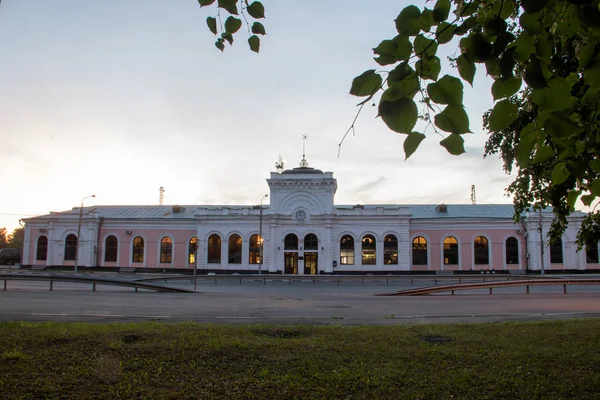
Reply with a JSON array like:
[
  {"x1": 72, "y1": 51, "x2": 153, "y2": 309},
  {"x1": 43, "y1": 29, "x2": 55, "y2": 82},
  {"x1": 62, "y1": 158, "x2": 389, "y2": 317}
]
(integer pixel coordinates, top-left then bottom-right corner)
[
  {"x1": 300, "y1": 135, "x2": 309, "y2": 167},
  {"x1": 159, "y1": 186, "x2": 165, "y2": 205},
  {"x1": 275, "y1": 154, "x2": 285, "y2": 173},
  {"x1": 470, "y1": 185, "x2": 476, "y2": 205}
]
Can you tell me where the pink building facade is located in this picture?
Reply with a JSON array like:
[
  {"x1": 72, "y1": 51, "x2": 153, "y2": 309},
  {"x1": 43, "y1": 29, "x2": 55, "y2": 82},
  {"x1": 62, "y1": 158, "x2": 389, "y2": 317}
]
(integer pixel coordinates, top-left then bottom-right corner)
[{"x1": 21, "y1": 164, "x2": 595, "y2": 274}]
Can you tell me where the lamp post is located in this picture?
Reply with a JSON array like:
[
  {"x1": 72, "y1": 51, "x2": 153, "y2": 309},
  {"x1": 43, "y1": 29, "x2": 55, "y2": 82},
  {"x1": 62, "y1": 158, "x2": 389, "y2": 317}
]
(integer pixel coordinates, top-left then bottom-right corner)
[
  {"x1": 74, "y1": 194, "x2": 95, "y2": 272},
  {"x1": 539, "y1": 208, "x2": 545, "y2": 276},
  {"x1": 259, "y1": 194, "x2": 268, "y2": 275}
]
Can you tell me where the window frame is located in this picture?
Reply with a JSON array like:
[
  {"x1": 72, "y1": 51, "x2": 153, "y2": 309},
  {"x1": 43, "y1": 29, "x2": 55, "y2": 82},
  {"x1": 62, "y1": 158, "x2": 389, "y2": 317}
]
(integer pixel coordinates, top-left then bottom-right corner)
[
  {"x1": 104, "y1": 235, "x2": 118, "y2": 263},
  {"x1": 64, "y1": 234, "x2": 77, "y2": 261},
  {"x1": 412, "y1": 236, "x2": 428, "y2": 266},
  {"x1": 383, "y1": 234, "x2": 398, "y2": 265},
  {"x1": 340, "y1": 235, "x2": 355, "y2": 265},
  {"x1": 361, "y1": 234, "x2": 376, "y2": 265}
]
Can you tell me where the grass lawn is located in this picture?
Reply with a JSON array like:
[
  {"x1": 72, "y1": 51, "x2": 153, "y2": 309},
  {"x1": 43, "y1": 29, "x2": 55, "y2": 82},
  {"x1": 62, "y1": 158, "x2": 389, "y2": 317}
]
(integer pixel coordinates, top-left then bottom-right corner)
[{"x1": 1, "y1": 319, "x2": 599, "y2": 399}]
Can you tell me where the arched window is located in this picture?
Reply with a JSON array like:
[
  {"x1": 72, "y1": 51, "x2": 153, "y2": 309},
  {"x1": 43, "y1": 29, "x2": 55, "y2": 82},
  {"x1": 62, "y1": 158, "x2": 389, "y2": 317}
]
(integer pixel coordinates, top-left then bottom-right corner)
[
  {"x1": 506, "y1": 237, "x2": 519, "y2": 265},
  {"x1": 412, "y1": 236, "x2": 427, "y2": 265},
  {"x1": 207, "y1": 234, "x2": 221, "y2": 264},
  {"x1": 249, "y1": 234, "x2": 261, "y2": 264},
  {"x1": 284, "y1": 234, "x2": 298, "y2": 250},
  {"x1": 228, "y1": 234, "x2": 242, "y2": 264},
  {"x1": 362, "y1": 235, "x2": 376, "y2": 265},
  {"x1": 132, "y1": 236, "x2": 144, "y2": 263},
  {"x1": 304, "y1": 233, "x2": 318, "y2": 250},
  {"x1": 188, "y1": 237, "x2": 198, "y2": 264},
  {"x1": 64, "y1": 234, "x2": 77, "y2": 261},
  {"x1": 104, "y1": 235, "x2": 118, "y2": 262},
  {"x1": 160, "y1": 237, "x2": 173, "y2": 263},
  {"x1": 384, "y1": 234, "x2": 398, "y2": 265},
  {"x1": 36, "y1": 236, "x2": 48, "y2": 261},
  {"x1": 474, "y1": 236, "x2": 489, "y2": 265},
  {"x1": 443, "y1": 236, "x2": 459, "y2": 265},
  {"x1": 550, "y1": 238, "x2": 563, "y2": 264},
  {"x1": 586, "y1": 241, "x2": 599, "y2": 264},
  {"x1": 340, "y1": 235, "x2": 354, "y2": 265}
]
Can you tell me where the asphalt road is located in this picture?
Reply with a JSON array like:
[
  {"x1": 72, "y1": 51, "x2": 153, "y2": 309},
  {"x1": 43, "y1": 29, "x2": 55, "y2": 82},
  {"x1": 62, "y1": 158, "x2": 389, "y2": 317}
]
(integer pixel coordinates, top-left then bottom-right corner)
[{"x1": 2, "y1": 275, "x2": 600, "y2": 325}]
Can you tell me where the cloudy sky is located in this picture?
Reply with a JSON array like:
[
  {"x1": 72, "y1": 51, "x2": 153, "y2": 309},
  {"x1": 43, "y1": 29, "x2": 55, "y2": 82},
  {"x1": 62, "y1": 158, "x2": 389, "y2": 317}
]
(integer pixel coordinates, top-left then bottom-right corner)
[{"x1": 0, "y1": 0, "x2": 516, "y2": 232}]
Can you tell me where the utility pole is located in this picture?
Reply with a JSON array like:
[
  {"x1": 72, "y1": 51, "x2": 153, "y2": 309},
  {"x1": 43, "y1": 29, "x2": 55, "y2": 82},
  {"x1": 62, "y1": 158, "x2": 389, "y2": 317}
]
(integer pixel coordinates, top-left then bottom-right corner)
[
  {"x1": 259, "y1": 194, "x2": 268, "y2": 274},
  {"x1": 539, "y1": 208, "x2": 545, "y2": 276}
]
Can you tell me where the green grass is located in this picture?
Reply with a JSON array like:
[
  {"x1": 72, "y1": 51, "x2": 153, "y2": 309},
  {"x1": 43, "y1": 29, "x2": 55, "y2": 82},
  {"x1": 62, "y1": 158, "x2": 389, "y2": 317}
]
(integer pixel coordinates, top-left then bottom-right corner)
[{"x1": 1, "y1": 320, "x2": 600, "y2": 399}]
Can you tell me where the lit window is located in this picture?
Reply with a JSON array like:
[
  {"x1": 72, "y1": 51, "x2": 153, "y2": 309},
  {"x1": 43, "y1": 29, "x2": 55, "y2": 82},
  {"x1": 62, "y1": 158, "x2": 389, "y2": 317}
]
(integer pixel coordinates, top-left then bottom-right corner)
[
  {"x1": 362, "y1": 235, "x2": 376, "y2": 265},
  {"x1": 64, "y1": 234, "x2": 77, "y2": 261},
  {"x1": 340, "y1": 235, "x2": 354, "y2": 265},
  {"x1": 189, "y1": 237, "x2": 198, "y2": 264},
  {"x1": 412, "y1": 236, "x2": 427, "y2": 265},
  {"x1": 36, "y1": 236, "x2": 48, "y2": 261},
  {"x1": 474, "y1": 236, "x2": 489, "y2": 265},
  {"x1": 384, "y1": 234, "x2": 398, "y2": 265},
  {"x1": 160, "y1": 237, "x2": 173, "y2": 264},
  {"x1": 104, "y1": 235, "x2": 118, "y2": 262},
  {"x1": 443, "y1": 236, "x2": 458, "y2": 265},
  {"x1": 249, "y1": 234, "x2": 261, "y2": 264},
  {"x1": 132, "y1": 236, "x2": 144, "y2": 263},
  {"x1": 228, "y1": 234, "x2": 242, "y2": 264},
  {"x1": 207, "y1": 234, "x2": 221, "y2": 264}
]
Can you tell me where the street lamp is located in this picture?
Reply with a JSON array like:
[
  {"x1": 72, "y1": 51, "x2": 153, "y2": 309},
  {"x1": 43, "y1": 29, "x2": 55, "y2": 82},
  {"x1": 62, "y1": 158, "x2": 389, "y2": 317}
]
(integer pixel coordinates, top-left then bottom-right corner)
[
  {"x1": 259, "y1": 194, "x2": 268, "y2": 275},
  {"x1": 74, "y1": 194, "x2": 95, "y2": 272}
]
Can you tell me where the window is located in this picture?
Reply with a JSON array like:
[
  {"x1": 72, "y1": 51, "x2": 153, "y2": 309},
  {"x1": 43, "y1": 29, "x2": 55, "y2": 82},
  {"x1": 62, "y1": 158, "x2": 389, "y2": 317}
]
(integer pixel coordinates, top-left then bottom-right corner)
[
  {"x1": 506, "y1": 237, "x2": 519, "y2": 265},
  {"x1": 443, "y1": 236, "x2": 459, "y2": 265},
  {"x1": 249, "y1": 234, "x2": 261, "y2": 264},
  {"x1": 412, "y1": 236, "x2": 427, "y2": 265},
  {"x1": 340, "y1": 235, "x2": 354, "y2": 265},
  {"x1": 304, "y1": 233, "x2": 318, "y2": 250},
  {"x1": 362, "y1": 235, "x2": 376, "y2": 265},
  {"x1": 474, "y1": 236, "x2": 489, "y2": 265},
  {"x1": 384, "y1": 234, "x2": 398, "y2": 265},
  {"x1": 228, "y1": 234, "x2": 242, "y2": 264},
  {"x1": 64, "y1": 234, "x2": 77, "y2": 261},
  {"x1": 207, "y1": 234, "x2": 221, "y2": 264},
  {"x1": 104, "y1": 235, "x2": 118, "y2": 262},
  {"x1": 550, "y1": 238, "x2": 563, "y2": 264},
  {"x1": 586, "y1": 242, "x2": 599, "y2": 264},
  {"x1": 132, "y1": 236, "x2": 144, "y2": 263},
  {"x1": 160, "y1": 237, "x2": 173, "y2": 263},
  {"x1": 36, "y1": 236, "x2": 48, "y2": 261},
  {"x1": 189, "y1": 237, "x2": 198, "y2": 264},
  {"x1": 284, "y1": 234, "x2": 298, "y2": 250}
]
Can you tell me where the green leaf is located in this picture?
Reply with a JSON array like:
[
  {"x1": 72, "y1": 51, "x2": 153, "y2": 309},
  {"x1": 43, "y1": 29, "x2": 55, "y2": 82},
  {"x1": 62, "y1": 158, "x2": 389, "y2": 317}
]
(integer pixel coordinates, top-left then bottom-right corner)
[
  {"x1": 224, "y1": 16, "x2": 242, "y2": 34},
  {"x1": 567, "y1": 190, "x2": 581, "y2": 211},
  {"x1": 378, "y1": 97, "x2": 418, "y2": 134},
  {"x1": 488, "y1": 99, "x2": 518, "y2": 131},
  {"x1": 395, "y1": 6, "x2": 422, "y2": 36},
  {"x1": 373, "y1": 36, "x2": 412, "y2": 65},
  {"x1": 491, "y1": 77, "x2": 522, "y2": 100},
  {"x1": 394, "y1": 35, "x2": 413, "y2": 61},
  {"x1": 419, "y1": 8, "x2": 435, "y2": 32},
  {"x1": 457, "y1": 0, "x2": 480, "y2": 17},
  {"x1": 519, "y1": 12, "x2": 542, "y2": 34},
  {"x1": 414, "y1": 34, "x2": 438, "y2": 58},
  {"x1": 485, "y1": 58, "x2": 501, "y2": 79},
  {"x1": 222, "y1": 32, "x2": 233, "y2": 44},
  {"x1": 543, "y1": 115, "x2": 583, "y2": 139},
  {"x1": 532, "y1": 145, "x2": 554, "y2": 164},
  {"x1": 457, "y1": 54, "x2": 475, "y2": 86},
  {"x1": 436, "y1": 22, "x2": 454, "y2": 44},
  {"x1": 433, "y1": 0, "x2": 451, "y2": 22},
  {"x1": 581, "y1": 194, "x2": 596, "y2": 207},
  {"x1": 217, "y1": 0, "x2": 238, "y2": 15},
  {"x1": 586, "y1": 59, "x2": 600, "y2": 87},
  {"x1": 591, "y1": 179, "x2": 600, "y2": 197},
  {"x1": 246, "y1": 1, "x2": 265, "y2": 18},
  {"x1": 248, "y1": 35, "x2": 260, "y2": 53},
  {"x1": 499, "y1": 47, "x2": 516, "y2": 79},
  {"x1": 215, "y1": 39, "x2": 225, "y2": 51},
  {"x1": 578, "y1": 39, "x2": 598, "y2": 69},
  {"x1": 388, "y1": 62, "x2": 416, "y2": 83},
  {"x1": 521, "y1": 0, "x2": 547, "y2": 13},
  {"x1": 382, "y1": 76, "x2": 420, "y2": 101},
  {"x1": 440, "y1": 134, "x2": 466, "y2": 155},
  {"x1": 350, "y1": 70, "x2": 382, "y2": 97},
  {"x1": 512, "y1": 33, "x2": 536, "y2": 62},
  {"x1": 552, "y1": 162, "x2": 570, "y2": 185},
  {"x1": 198, "y1": 0, "x2": 216, "y2": 6},
  {"x1": 415, "y1": 56, "x2": 441, "y2": 81},
  {"x1": 515, "y1": 123, "x2": 538, "y2": 167},
  {"x1": 494, "y1": 0, "x2": 516, "y2": 19},
  {"x1": 531, "y1": 77, "x2": 575, "y2": 111},
  {"x1": 206, "y1": 17, "x2": 217, "y2": 35},
  {"x1": 426, "y1": 74, "x2": 463, "y2": 105},
  {"x1": 435, "y1": 105, "x2": 471, "y2": 134},
  {"x1": 251, "y1": 22, "x2": 266, "y2": 35},
  {"x1": 524, "y1": 55, "x2": 547, "y2": 89},
  {"x1": 590, "y1": 160, "x2": 600, "y2": 173},
  {"x1": 535, "y1": 35, "x2": 552, "y2": 60},
  {"x1": 404, "y1": 132, "x2": 426, "y2": 159},
  {"x1": 469, "y1": 34, "x2": 493, "y2": 62}
]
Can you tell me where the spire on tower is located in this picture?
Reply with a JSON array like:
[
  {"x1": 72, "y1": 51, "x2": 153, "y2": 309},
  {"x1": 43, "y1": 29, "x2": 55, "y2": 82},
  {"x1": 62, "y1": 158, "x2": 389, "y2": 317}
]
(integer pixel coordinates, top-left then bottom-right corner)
[
  {"x1": 159, "y1": 186, "x2": 165, "y2": 205},
  {"x1": 275, "y1": 154, "x2": 285, "y2": 173},
  {"x1": 300, "y1": 135, "x2": 309, "y2": 167}
]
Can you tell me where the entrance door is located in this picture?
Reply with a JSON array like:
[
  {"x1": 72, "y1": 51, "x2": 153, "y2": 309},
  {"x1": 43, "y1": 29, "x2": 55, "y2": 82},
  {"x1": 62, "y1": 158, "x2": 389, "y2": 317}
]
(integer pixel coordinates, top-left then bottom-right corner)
[
  {"x1": 284, "y1": 252, "x2": 298, "y2": 274},
  {"x1": 304, "y1": 252, "x2": 318, "y2": 275}
]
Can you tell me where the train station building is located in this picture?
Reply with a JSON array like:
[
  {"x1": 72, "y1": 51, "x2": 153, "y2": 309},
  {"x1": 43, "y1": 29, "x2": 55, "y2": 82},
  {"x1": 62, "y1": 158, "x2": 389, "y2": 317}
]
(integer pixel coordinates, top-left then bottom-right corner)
[{"x1": 21, "y1": 160, "x2": 597, "y2": 274}]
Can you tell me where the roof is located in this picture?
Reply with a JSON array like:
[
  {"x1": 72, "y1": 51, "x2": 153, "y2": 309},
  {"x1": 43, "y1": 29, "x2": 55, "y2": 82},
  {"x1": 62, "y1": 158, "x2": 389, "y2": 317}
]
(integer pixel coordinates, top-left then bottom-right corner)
[
  {"x1": 280, "y1": 166, "x2": 324, "y2": 175},
  {"x1": 335, "y1": 204, "x2": 517, "y2": 219}
]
